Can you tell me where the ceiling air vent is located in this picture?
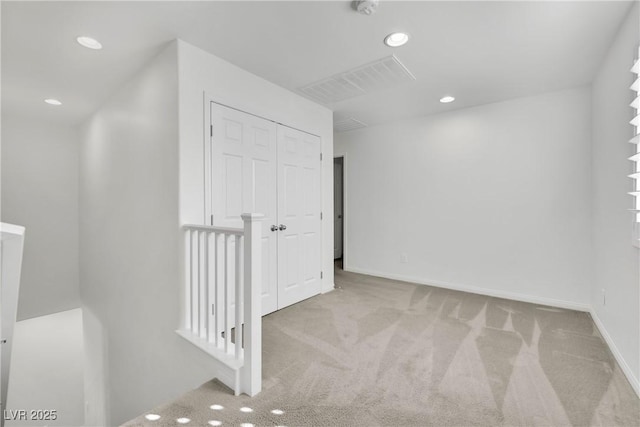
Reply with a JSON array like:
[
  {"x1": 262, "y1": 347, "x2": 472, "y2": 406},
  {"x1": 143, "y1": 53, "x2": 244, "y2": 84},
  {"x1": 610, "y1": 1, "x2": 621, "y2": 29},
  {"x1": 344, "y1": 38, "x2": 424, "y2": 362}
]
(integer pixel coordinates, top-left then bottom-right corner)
[
  {"x1": 298, "y1": 55, "x2": 416, "y2": 105},
  {"x1": 334, "y1": 118, "x2": 367, "y2": 132}
]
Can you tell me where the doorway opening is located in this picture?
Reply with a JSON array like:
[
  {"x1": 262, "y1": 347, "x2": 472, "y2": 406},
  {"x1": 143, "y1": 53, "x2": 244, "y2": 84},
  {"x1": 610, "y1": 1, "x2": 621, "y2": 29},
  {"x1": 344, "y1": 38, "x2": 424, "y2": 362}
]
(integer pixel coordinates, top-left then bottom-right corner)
[{"x1": 334, "y1": 156, "x2": 344, "y2": 270}]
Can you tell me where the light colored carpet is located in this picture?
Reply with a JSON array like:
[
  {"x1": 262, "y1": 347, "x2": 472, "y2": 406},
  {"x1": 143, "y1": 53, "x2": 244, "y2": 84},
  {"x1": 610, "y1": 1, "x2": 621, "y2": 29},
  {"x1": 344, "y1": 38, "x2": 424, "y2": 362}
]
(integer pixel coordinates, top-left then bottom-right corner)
[{"x1": 123, "y1": 268, "x2": 640, "y2": 426}]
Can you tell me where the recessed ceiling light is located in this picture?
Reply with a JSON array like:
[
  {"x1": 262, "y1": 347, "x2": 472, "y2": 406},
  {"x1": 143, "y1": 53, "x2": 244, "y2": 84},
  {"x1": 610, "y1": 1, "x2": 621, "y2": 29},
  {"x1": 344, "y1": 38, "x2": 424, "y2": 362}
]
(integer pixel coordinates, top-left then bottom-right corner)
[
  {"x1": 76, "y1": 36, "x2": 102, "y2": 50},
  {"x1": 44, "y1": 99, "x2": 62, "y2": 106},
  {"x1": 384, "y1": 32, "x2": 409, "y2": 47},
  {"x1": 440, "y1": 96, "x2": 455, "y2": 103}
]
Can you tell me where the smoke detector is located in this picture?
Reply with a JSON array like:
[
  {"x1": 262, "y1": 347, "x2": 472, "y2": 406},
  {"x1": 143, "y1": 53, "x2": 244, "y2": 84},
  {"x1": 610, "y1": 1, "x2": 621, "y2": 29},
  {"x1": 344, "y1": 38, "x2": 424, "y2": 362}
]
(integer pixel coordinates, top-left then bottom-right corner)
[{"x1": 356, "y1": 0, "x2": 379, "y2": 15}]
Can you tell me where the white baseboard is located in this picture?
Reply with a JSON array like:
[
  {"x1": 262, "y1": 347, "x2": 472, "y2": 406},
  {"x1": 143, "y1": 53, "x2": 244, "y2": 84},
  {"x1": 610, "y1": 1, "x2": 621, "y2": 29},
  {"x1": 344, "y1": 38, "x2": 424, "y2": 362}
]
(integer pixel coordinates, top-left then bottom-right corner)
[
  {"x1": 342, "y1": 265, "x2": 639, "y2": 399},
  {"x1": 344, "y1": 266, "x2": 590, "y2": 312},
  {"x1": 589, "y1": 309, "x2": 640, "y2": 398}
]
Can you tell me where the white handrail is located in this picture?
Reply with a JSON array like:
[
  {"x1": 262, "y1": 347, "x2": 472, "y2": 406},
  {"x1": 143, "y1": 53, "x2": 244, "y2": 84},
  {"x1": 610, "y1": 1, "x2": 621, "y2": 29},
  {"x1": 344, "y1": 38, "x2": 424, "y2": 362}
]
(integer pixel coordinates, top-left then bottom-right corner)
[
  {"x1": 180, "y1": 214, "x2": 262, "y2": 396},
  {"x1": 182, "y1": 223, "x2": 243, "y2": 236}
]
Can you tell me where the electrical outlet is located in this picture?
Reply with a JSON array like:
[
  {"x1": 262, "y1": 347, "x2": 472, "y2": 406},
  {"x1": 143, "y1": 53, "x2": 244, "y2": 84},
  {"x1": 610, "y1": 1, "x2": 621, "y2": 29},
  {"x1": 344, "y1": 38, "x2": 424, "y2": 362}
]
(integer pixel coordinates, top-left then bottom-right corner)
[
  {"x1": 400, "y1": 253, "x2": 408, "y2": 263},
  {"x1": 602, "y1": 289, "x2": 606, "y2": 306}
]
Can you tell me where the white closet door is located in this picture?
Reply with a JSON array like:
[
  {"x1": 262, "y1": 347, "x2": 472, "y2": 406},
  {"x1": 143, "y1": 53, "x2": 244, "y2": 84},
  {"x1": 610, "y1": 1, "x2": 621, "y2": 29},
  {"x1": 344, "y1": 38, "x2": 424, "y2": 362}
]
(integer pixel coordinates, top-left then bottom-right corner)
[
  {"x1": 276, "y1": 125, "x2": 322, "y2": 309},
  {"x1": 210, "y1": 102, "x2": 279, "y2": 315}
]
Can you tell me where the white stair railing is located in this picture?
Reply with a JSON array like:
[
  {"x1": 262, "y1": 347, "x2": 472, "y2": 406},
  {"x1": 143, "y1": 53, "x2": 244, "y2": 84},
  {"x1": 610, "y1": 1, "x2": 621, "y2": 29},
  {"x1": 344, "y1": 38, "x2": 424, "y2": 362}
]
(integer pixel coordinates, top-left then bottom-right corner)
[{"x1": 177, "y1": 214, "x2": 262, "y2": 397}]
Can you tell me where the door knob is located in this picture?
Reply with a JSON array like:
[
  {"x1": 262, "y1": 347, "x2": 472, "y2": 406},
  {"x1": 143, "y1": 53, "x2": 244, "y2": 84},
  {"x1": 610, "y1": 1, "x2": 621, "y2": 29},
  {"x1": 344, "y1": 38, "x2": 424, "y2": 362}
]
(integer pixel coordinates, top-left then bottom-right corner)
[
  {"x1": 270, "y1": 225, "x2": 278, "y2": 232},
  {"x1": 279, "y1": 224, "x2": 287, "y2": 231}
]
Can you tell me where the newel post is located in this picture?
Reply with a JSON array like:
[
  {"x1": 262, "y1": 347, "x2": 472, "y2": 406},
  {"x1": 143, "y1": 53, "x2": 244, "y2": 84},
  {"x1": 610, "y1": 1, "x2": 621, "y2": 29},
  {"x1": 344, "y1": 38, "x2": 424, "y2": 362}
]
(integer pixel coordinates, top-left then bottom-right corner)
[{"x1": 241, "y1": 213, "x2": 263, "y2": 396}]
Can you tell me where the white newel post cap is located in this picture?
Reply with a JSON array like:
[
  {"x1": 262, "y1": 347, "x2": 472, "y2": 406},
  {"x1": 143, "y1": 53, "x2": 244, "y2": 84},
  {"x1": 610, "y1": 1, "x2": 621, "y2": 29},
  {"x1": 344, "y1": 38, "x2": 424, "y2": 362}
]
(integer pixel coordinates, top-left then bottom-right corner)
[{"x1": 241, "y1": 213, "x2": 265, "y2": 221}]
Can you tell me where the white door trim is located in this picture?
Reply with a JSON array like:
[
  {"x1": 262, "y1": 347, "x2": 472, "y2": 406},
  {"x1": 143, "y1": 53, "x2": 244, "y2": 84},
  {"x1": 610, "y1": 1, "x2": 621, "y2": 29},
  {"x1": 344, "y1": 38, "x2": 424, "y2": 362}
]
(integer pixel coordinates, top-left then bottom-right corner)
[{"x1": 333, "y1": 153, "x2": 347, "y2": 271}]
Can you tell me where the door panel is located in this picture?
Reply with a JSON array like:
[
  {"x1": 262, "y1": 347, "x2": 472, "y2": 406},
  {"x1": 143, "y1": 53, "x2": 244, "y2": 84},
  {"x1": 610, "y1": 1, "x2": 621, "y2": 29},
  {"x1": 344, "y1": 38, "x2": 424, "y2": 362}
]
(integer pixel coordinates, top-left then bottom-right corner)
[
  {"x1": 276, "y1": 125, "x2": 322, "y2": 309},
  {"x1": 283, "y1": 165, "x2": 298, "y2": 218},
  {"x1": 211, "y1": 103, "x2": 278, "y2": 315},
  {"x1": 252, "y1": 159, "x2": 271, "y2": 216},
  {"x1": 261, "y1": 237, "x2": 270, "y2": 297},
  {"x1": 223, "y1": 155, "x2": 243, "y2": 220},
  {"x1": 211, "y1": 103, "x2": 322, "y2": 314},
  {"x1": 284, "y1": 235, "x2": 299, "y2": 289}
]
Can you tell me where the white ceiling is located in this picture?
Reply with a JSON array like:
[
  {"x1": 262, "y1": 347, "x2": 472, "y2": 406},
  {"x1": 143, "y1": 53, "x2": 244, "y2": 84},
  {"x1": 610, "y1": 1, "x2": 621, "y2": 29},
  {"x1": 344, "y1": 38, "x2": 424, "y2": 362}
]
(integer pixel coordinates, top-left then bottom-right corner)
[{"x1": 1, "y1": 1, "x2": 633, "y2": 128}]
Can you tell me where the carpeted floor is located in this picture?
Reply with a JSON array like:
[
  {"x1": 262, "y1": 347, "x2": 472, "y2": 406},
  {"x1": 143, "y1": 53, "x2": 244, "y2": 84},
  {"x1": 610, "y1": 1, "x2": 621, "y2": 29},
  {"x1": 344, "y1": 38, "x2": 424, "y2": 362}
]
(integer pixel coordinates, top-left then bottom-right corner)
[{"x1": 124, "y1": 268, "x2": 640, "y2": 426}]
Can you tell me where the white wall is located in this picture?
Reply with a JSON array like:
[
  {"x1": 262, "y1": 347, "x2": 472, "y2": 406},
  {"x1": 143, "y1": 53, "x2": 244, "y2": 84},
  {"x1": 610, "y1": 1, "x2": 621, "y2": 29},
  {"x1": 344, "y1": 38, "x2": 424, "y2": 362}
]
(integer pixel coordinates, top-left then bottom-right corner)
[
  {"x1": 335, "y1": 87, "x2": 592, "y2": 309},
  {"x1": 79, "y1": 39, "x2": 333, "y2": 425},
  {"x1": 1, "y1": 114, "x2": 80, "y2": 320},
  {"x1": 80, "y1": 41, "x2": 218, "y2": 426},
  {"x1": 591, "y1": 2, "x2": 640, "y2": 393},
  {"x1": 6, "y1": 309, "x2": 84, "y2": 427},
  {"x1": 177, "y1": 40, "x2": 334, "y2": 295}
]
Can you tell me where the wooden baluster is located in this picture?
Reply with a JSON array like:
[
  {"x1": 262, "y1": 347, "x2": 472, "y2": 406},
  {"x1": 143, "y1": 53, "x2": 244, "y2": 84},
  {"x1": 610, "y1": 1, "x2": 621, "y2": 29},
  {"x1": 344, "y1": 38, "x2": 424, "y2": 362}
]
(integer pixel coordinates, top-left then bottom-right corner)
[
  {"x1": 199, "y1": 231, "x2": 207, "y2": 338},
  {"x1": 191, "y1": 229, "x2": 199, "y2": 335},
  {"x1": 207, "y1": 231, "x2": 215, "y2": 343},
  {"x1": 224, "y1": 234, "x2": 231, "y2": 354},
  {"x1": 184, "y1": 229, "x2": 192, "y2": 331},
  {"x1": 215, "y1": 233, "x2": 223, "y2": 349},
  {"x1": 235, "y1": 235, "x2": 244, "y2": 360}
]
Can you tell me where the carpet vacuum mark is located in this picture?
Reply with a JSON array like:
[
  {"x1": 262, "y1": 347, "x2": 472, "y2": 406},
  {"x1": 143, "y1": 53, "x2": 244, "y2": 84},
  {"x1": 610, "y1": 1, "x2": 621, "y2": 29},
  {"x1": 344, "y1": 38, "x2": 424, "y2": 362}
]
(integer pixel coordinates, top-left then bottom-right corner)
[{"x1": 123, "y1": 269, "x2": 640, "y2": 426}]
